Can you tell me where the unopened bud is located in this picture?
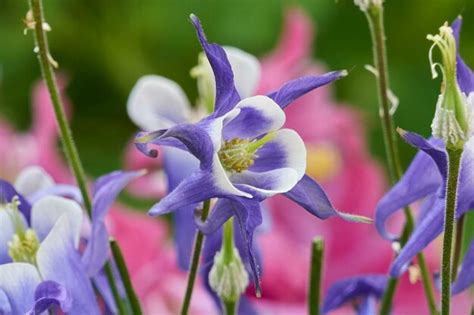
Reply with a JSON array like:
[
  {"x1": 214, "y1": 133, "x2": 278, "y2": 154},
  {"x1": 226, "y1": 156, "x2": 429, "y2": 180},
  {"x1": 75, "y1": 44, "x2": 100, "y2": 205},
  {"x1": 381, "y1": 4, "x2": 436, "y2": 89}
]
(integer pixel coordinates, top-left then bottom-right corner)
[
  {"x1": 354, "y1": 0, "x2": 383, "y2": 12},
  {"x1": 209, "y1": 247, "x2": 249, "y2": 303}
]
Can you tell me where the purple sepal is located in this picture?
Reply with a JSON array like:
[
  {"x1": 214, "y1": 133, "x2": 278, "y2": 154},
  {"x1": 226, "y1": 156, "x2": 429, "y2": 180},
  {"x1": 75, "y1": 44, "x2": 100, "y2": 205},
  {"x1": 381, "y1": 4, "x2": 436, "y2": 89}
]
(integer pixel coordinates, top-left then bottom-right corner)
[
  {"x1": 0, "y1": 179, "x2": 31, "y2": 222},
  {"x1": 452, "y1": 17, "x2": 474, "y2": 95},
  {"x1": 452, "y1": 236, "x2": 474, "y2": 294},
  {"x1": 266, "y1": 71, "x2": 346, "y2": 109},
  {"x1": 26, "y1": 281, "x2": 72, "y2": 315},
  {"x1": 322, "y1": 275, "x2": 387, "y2": 314}
]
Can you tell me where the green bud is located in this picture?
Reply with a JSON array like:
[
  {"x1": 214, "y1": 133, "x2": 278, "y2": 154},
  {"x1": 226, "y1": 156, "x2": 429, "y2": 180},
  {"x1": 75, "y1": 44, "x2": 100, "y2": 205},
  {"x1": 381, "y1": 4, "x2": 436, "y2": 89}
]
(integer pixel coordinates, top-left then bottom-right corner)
[
  {"x1": 428, "y1": 23, "x2": 471, "y2": 149},
  {"x1": 8, "y1": 229, "x2": 40, "y2": 265},
  {"x1": 354, "y1": 0, "x2": 383, "y2": 12}
]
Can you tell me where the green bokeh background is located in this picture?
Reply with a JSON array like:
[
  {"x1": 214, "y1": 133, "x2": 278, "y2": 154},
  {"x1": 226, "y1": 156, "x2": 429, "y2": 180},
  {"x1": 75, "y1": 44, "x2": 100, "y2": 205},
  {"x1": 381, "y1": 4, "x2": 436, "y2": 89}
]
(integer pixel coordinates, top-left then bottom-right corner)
[{"x1": 0, "y1": 0, "x2": 473, "y2": 177}]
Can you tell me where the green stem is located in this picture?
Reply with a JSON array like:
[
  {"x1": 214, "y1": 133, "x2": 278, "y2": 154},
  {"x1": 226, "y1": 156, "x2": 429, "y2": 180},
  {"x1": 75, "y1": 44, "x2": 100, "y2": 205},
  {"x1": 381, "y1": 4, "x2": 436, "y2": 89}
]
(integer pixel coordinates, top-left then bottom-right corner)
[
  {"x1": 362, "y1": 4, "x2": 437, "y2": 314},
  {"x1": 451, "y1": 214, "x2": 465, "y2": 280},
  {"x1": 223, "y1": 300, "x2": 237, "y2": 315},
  {"x1": 223, "y1": 218, "x2": 235, "y2": 263},
  {"x1": 309, "y1": 237, "x2": 324, "y2": 315},
  {"x1": 110, "y1": 239, "x2": 143, "y2": 315},
  {"x1": 441, "y1": 148, "x2": 462, "y2": 315},
  {"x1": 29, "y1": 0, "x2": 92, "y2": 217},
  {"x1": 104, "y1": 262, "x2": 127, "y2": 315},
  {"x1": 27, "y1": 0, "x2": 140, "y2": 311},
  {"x1": 180, "y1": 200, "x2": 211, "y2": 315}
]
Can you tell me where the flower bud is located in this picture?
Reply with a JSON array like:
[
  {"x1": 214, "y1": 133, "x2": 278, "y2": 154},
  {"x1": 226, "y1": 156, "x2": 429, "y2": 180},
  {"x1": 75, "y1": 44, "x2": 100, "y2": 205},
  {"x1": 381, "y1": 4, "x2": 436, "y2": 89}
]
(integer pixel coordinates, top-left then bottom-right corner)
[
  {"x1": 209, "y1": 247, "x2": 249, "y2": 303},
  {"x1": 428, "y1": 23, "x2": 472, "y2": 149},
  {"x1": 354, "y1": 0, "x2": 383, "y2": 12}
]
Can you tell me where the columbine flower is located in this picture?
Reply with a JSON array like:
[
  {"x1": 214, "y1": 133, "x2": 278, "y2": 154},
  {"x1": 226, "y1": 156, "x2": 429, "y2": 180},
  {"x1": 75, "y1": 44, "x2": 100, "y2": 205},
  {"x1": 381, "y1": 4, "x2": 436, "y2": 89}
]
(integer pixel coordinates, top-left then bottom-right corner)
[
  {"x1": 133, "y1": 14, "x2": 369, "y2": 295},
  {"x1": 375, "y1": 17, "x2": 474, "y2": 292},
  {"x1": 322, "y1": 275, "x2": 387, "y2": 314},
  {"x1": 0, "y1": 166, "x2": 141, "y2": 313}
]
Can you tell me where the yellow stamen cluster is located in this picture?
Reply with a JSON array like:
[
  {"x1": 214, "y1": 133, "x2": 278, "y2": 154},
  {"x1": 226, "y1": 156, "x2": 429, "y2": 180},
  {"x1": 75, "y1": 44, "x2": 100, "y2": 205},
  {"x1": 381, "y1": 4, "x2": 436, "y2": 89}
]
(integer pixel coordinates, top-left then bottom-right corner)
[
  {"x1": 8, "y1": 229, "x2": 40, "y2": 265},
  {"x1": 218, "y1": 138, "x2": 256, "y2": 173}
]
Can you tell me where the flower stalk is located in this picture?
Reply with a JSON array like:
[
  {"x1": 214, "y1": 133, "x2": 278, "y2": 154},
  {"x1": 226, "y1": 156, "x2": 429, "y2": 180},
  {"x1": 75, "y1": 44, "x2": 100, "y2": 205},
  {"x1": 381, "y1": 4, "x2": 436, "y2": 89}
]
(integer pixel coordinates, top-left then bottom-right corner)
[
  {"x1": 309, "y1": 237, "x2": 324, "y2": 315},
  {"x1": 359, "y1": 2, "x2": 438, "y2": 314},
  {"x1": 441, "y1": 148, "x2": 462, "y2": 315},
  {"x1": 181, "y1": 199, "x2": 211, "y2": 315},
  {"x1": 27, "y1": 0, "x2": 141, "y2": 311}
]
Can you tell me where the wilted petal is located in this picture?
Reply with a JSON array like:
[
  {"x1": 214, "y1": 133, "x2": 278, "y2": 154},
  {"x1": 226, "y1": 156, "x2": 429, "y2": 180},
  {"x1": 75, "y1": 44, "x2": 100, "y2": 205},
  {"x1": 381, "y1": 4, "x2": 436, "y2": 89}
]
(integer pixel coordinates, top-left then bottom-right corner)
[
  {"x1": 267, "y1": 71, "x2": 347, "y2": 109},
  {"x1": 375, "y1": 134, "x2": 444, "y2": 240},
  {"x1": 14, "y1": 166, "x2": 54, "y2": 199},
  {"x1": 31, "y1": 196, "x2": 82, "y2": 246},
  {"x1": 223, "y1": 96, "x2": 285, "y2": 140},
  {"x1": 27, "y1": 281, "x2": 72, "y2": 315},
  {"x1": 135, "y1": 123, "x2": 214, "y2": 169},
  {"x1": 322, "y1": 275, "x2": 387, "y2": 314},
  {"x1": 190, "y1": 14, "x2": 241, "y2": 116},
  {"x1": 0, "y1": 179, "x2": 32, "y2": 221},
  {"x1": 451, "y1": 17, "x2": 474, "y2": 95},
  {"x1": 0, "y1": 263, "x2": 41, "y2": 314},
  {"x1": 284, "y1": 175, "x2": 371, "y2": 222},
  {"x1": 37, "y1": 215, "x2": 100, "y2": 315},
  {"x1": 82, "y1": 170, "x2": 142, "y2": 276},
  {"x1": 452, "y1": 236, "x2": 474, "y2": 294},
  {"x1": 127, "y1": 75, "x2": 192, "y2": 131}
]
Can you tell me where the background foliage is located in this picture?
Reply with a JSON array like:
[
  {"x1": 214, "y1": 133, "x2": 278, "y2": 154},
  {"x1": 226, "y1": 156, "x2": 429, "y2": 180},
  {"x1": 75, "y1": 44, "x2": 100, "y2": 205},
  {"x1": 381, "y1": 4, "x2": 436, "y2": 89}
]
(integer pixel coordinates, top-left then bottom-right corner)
[{"x1": 0, "y1": 0, "x2": 473, "y2": 177}]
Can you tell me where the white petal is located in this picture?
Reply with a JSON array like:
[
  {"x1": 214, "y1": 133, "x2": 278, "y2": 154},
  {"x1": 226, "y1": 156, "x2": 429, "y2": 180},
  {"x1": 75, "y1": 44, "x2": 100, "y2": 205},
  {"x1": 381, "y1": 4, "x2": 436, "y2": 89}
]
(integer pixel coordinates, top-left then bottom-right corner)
[
  {"x1": 14, "y1": 166, "x2": 54, "y2": 198},
  {"x1": 231, "y1": 168, "x2": 299, "y2": 198},
  {"x1": 0, "y1": 263, "x2": 40, "y2": 314},
  {"x1": 0, "y1": 210, "x2": 19, "y2": 264},
  {"x1": 127, "y1": 75, "x2": 192, "y2": 131},
  {"x1": 212, "y1": 155, "x2": 252, "y2": 198},
  {"x1": 31, "y1": 196, "x2": 82, "y2": 247},
  {"x1": 223, "y1": 95, "x2": 286, "y2": 140},
  {"x1": 224, "y1": 46, "x2": 261, "y2": 99}
]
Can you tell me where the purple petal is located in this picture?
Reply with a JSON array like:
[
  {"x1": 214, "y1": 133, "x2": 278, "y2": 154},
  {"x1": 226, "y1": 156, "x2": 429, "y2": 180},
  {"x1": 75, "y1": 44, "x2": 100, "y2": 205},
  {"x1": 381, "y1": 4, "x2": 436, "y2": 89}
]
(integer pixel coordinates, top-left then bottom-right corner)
[
  {"x1": 0, "y1": 263, "x2": 40, "y2": 314},
  {"x1": 148, "y1": 170, "x2": 231, "y2": 216},
  {"x1": 452, "y1": 235, "x2": 474, "y2": 294},
  {"x1": 27, "y1": 281, "x2": 72, "y2": 315},
  {"x1": 359, "y1": 295, "x2": 377, "y2": 315},
  {"x1": 82, "y1": 170, "x2": 142, "y2": 277},
  {"x1": 0, "y1": 179, "x2": 31, "y2": 222},
  {"x1": 163, "y1": 147, "x2": 200, "y2": 270},
  {"x1": 29, "y1": 184, "x2": 82, "y2": 204},
  {"x1": 284, "y1": 175, "x2": 371, "y2": 223},
  {"x1": 195, "y1": 199, "x2": 235, "y2": 234},
  {"x1": 266, "y1": 71, "x2": 347, "y2": 109},
  {"x1": 190, "y1": 14, "x2": 241, "y2": 116},
  {"x1": 375, "y1": 133, "x2": 445, "y2": 240},
  {"x1": 37, "y1": 215, "x2": 100, "y2": 315},
  {"x1": 390, "y1": 196, "x2": 444, "y2": 277},
  {"x1": 452, "y1": 17, "x2": 474, "y2": 95},
  {"x1": 135, "y1": 123, "x2": 214, "y2": 169},
  {"x1": 322, "y1": 275, "x2": 387, "y2": 314}
]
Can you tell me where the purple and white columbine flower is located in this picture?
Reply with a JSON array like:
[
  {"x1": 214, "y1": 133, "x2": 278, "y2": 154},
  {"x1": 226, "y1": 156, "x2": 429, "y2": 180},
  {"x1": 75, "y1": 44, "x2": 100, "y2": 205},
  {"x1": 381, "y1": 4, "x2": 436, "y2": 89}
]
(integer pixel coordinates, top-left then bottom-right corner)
[
  {"x1": 375, "y1": 17, "x2": 474, "y2": 294},
  {"x1": 134, "y1": 14, "x2": 369, "y2": 295},
  {"x1": 0, "y1": 167, "x2": 141, "y2": 314}
]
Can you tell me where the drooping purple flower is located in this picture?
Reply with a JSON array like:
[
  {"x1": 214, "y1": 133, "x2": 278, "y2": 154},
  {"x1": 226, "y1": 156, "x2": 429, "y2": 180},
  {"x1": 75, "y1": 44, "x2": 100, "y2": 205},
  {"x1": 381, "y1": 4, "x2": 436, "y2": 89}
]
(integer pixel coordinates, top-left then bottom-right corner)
[
  {"x1": 322, "y1": 275, "x2": 387, "y2": 315},
  {"x1": 133, "y1": 14, "x2": 368, "y2": 295},
  {"x1": 375, "y1": 17, "x2": 474, "y2": 291}
]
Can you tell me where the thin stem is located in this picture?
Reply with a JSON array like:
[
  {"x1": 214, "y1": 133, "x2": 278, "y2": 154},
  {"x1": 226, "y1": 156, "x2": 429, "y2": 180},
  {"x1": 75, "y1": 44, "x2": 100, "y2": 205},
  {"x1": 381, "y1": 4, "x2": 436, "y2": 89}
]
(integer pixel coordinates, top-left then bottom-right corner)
[
  {"x1": 110, "y1": 239, "x2": 143, "y2": 315},
  {"x1": 223, "y1": 217, "x2": 235, "y2": 263},
  {"x1": 29, "y1": 0, "x2": 92, "y2": 216},
  {"x1": 180, "y1": 200, "x2": 211, "y2": 315},
  {"x1": 104, "y1": 262, "x2": 127, "y2": 315},
  {"x1": 309, "y1": 237, "x2": 324, "y2": 315},
  {"x1": 223, "y1": 300, "x2": 237, "y2": 315},
  {"x1": 441, "y1": 149, "x2": 462, "y2": 315},
  {"x1": 362, "y1": 4, "x2": 437, "y2": 314},
  {"x1": 451, "y1": 214, "x2": 465, "y2": 280},
  {"x1": 27, "y1": 0, "x2": 140, "y2": 311}
]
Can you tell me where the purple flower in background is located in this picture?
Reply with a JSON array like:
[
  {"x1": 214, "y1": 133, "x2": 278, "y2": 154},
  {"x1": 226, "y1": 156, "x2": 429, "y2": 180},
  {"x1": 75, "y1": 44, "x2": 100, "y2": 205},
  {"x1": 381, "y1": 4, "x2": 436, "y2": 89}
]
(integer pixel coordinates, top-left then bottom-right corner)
[
  {"x1": 133, "y1": 14, "x2": 368, "y2": 295},
  {"x1": 0, "y1": 167, "x2": 141, "y2": 314},
  {"x1": 322, "y1": 275, "x2": 387, "y2": 315},
  {"x1": 374, "y1": 17, "x2": 474, "y2": 292}
]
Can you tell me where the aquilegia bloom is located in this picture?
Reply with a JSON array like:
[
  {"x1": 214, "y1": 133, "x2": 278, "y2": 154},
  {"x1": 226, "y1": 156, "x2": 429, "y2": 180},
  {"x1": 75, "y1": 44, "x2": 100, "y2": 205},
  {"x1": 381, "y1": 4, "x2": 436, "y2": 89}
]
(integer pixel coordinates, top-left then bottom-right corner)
[
  {"x1": 375, "y1": 17, "x2": 474, "y2": 293},
  {"x1": 134, "y1": 14, "x2": 368, "y2": 293},
  {"x1": 0, "y1": 166, "x2": 141, "y2": 314}
]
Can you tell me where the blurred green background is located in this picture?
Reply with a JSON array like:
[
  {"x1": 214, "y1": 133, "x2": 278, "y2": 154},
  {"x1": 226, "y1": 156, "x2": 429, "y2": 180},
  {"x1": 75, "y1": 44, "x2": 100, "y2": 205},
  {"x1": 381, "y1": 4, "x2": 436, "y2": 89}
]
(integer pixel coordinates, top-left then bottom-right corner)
[{"x1": 0, "y1": 0, "x2": 473, "y2": 177}]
